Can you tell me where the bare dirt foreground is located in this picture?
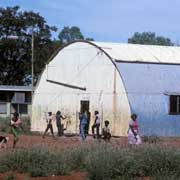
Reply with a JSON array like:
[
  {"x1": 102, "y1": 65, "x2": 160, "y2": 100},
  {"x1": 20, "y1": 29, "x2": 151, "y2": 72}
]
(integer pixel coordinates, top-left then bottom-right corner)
[
  {"x1": 0, "y1": 133, "x2": 128, "y2": 151},
  {"x1": 1, "y1": 133, "x2": 180, "y2": 180},
  {"x1": 0, "y1": 172, "x2": 87, "y2": 180},
  {"x1": 2, "y1": 133, "x2": 180, "y2": 150},
  {"x1": 0, "y1": 134, "x2": 89, "y2": 180}
]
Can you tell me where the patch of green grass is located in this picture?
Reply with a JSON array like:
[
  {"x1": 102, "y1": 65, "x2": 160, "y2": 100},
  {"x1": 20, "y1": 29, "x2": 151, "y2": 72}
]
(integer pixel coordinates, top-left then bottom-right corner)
[
  {"x1": 0, "y1": 143, "x2": 180, "y2": 179},
  {"x1": 0, "y1": 117, "x2": 11, "y2": 133},
  {"x1": 142, "y1": 135, "x2": 161, "y2": 144},
  {"x1": 22, "y1": 177, "x2": 29, "y2": 180}
]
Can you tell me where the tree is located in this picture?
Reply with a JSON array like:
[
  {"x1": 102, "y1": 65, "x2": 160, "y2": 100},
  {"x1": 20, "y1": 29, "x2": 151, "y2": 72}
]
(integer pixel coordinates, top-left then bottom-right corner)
[
  {"x1": 58, "y1": 26, "x2": 94, "y2": 44},
  {"x1": 128, "y1": 32, "x2": 173, "y2": 46},
  {"x1": 85, "y1": 37, "x2": 94, "y2": 41},
  {"x1": 58, "y1": 26, "x2": 84, "y2": 44},
  {"x1": 0, "y1": 6, "x2": 57, "y2": 85}
]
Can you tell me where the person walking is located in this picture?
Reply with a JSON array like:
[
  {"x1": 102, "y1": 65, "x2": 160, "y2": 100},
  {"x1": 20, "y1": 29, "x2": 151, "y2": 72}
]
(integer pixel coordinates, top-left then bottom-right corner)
[
  {"x1": 10, "y1": 112, "x2": 23, "y2": 148},
  {"x1": 92, "y1": 111, "x2": 100, "y2": 139},
  {"x1": 56, "y1": 111, "x2": 66, "y2": 136},
  {"x1": 43, "y1": 112, "x2": 55, "y2": 139},
  {"x1": 128, "y1": 113, "x2": 142, "y2": 145},
  {"x1": 79, "y1": 111, "x2": 88, "y2": 141}
]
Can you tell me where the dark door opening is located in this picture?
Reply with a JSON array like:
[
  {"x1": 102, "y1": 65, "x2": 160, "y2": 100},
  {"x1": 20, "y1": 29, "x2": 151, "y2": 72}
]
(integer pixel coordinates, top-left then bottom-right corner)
[{"x1": 80, "y1": 100, "x2": 89, "y2": 113}]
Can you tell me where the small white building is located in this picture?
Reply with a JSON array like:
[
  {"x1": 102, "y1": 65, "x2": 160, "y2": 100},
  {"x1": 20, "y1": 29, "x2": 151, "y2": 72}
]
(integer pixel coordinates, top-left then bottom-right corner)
[
  {"x1": 0, "y1": 86, "x2": 32, "y2": 118},
  {"x1": 32, "y1": 41, "x2": 180, "y2": 136}
]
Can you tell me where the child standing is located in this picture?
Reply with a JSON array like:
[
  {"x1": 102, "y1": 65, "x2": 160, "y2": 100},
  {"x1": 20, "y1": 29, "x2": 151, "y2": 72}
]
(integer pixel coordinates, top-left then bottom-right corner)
[
  {"x1": 79, "y1": 111, "x2": 88, "y2": 141},
  {"x1": 11, "y1": 112, "x2": 23, "y2": 148},
  {"x1": 43, "y1": 112, "x2": 55, "y2": 139},
  {"x1": 128, "y1": 114, "x2": 141, "y2": 145},
  {"x1": 102, "y1": 120, "x2": 111, "y2": 142},
  {"x1": 56, "y1": 111, "x2": 66, "y2": 136},
  {"x1": 91, "y1": 111, "x2": 100, "y2": 139}
]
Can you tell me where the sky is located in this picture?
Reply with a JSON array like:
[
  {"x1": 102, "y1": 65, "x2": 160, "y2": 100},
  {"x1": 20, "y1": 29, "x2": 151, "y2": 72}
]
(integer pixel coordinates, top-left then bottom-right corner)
[{"x1": 1, "y1": 0, "x2": 180, "y2": 43}]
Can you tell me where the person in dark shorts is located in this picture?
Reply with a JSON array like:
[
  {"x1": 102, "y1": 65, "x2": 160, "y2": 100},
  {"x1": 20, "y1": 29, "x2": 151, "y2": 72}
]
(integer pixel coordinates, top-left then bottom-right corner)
[
  {"x1": 92, "y1": 111, "x2": 100, "y2": 139},
  {"x1": 43, "y1": 112, "x2": 55, "y2": 139},
  {"x1": 11, "y1": 112, "x2": 23, "y2": 148},
  {"x1": 56, "y1": 111, "x2": 66, "y2": 136},
  {"x1": 0, "y1": 136, "x2": 9, "y2": 149},
  {"x1": 102, "y1": 120, "x2": 111, "y2": 142}
]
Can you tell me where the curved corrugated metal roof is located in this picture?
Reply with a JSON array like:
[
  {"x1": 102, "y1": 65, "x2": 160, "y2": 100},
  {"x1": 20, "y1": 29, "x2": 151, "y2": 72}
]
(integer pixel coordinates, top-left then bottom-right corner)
[{"x1": 92, "y1": 41, "x2": 180, "y2": 63}]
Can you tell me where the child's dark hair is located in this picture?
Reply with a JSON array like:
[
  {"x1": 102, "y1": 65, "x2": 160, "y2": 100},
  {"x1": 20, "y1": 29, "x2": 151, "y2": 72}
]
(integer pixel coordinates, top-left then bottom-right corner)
[
  {"x1": 56, "y1": 111, "x2": 61, "y2": 115},
  {"x1": 48, "y1": 112, "x2": 52, "y2": 116},
  {"x1": 104, "y1": 120, "x2": 109, "y2": 126},
  {"x1": 95, "y1": 110, "x2": 99, "y2": 115},
  {"x1": 131, "y1": 113, "x2": 137, "y2": 119},
  {"x1": 13, "y1": 112, "x2": 19, "y2": 118}
]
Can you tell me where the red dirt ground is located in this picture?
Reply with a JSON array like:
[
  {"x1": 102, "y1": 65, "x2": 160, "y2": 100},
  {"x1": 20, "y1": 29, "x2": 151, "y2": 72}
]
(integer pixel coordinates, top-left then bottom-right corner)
[
  {"x1": 0, "y1": 133, "x2": 129, "y2": 151},
  {"x1": 0, "y1": 172, "x2": 86, "y2": 180},
  {"x1": 1, "y1": 133, "x2": 180, "y2": 179},
  {"x1": 2, "y1": 133, "x2": 180, "y2": 150}
]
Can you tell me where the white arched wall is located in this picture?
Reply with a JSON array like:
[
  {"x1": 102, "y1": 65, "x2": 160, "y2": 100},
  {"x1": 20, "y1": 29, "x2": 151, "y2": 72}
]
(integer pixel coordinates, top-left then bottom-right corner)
[{"x1": 32, "y1": 41, "x2": 131, "y2": 136}]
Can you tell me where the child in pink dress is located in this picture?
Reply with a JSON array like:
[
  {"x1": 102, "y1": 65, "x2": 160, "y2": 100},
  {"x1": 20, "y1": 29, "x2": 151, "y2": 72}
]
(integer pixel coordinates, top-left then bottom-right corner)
[{"x1": 128, "y1": 114, "x2": 142, "y2": 145}]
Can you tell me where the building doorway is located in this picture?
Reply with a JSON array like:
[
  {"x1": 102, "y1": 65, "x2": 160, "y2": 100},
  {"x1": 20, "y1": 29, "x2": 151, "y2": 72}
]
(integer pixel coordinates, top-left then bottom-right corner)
[{"x1": 80, "y1": 100, "x2": 89, "y2": 113}]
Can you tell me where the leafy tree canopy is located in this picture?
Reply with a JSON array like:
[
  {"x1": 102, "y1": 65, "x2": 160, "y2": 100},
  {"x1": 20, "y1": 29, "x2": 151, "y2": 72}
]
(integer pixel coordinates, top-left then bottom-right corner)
[
  {"x1": 58, "y1": 26, "x2": 94, "y2": 44},
  {"x1": 128, "y1": 32, "x2": 174, "y2": 46},
  {"x1": 0, "y1": 6, "x2": 57, "y2": 85}
]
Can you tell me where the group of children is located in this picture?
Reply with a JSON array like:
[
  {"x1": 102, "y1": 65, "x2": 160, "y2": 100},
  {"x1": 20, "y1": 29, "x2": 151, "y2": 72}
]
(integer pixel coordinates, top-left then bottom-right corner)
[
  {"x1": 79, "y1": 110, "x2": 141, "y2": 145},
  {"x1": 0, "y1": 110, "x2": 141, "y2": 149},
  {"x1": 42, "y1": 111, "x2": 66, "y2": 139},
  {"x1": 79, "y1": 110, "x2": 111, "y2": 142},
  {"x1": 42, "y1": 110, "x2": 111, "y2": 142}
]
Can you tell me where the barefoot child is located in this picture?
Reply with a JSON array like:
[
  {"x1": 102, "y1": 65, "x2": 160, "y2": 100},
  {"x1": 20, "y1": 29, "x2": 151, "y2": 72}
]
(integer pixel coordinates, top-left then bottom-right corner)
[
  {"x1": 43, "y1": 112, "x2": 55, "y2": 139},
  {"x1": 128, "y1": 114, "x2": 142, "y2": 145},
  {"x1": 102, "y1": 120, "x2": 111, "y2": 142},
  {"x1": 92, "y1": 111, "x2": 100, "y2": 139},
  {"x1": 11, "y1": 112, "x2": 23, "y2": 148}
]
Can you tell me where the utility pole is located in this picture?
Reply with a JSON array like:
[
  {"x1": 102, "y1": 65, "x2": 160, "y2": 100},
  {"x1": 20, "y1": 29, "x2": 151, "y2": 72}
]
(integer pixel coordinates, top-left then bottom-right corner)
[{"x1": 31, "y1": 26, "x2": 34, "y2": 96}]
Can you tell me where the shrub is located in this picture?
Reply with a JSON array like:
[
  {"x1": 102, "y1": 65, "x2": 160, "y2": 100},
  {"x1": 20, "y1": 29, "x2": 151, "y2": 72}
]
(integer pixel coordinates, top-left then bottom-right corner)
[
  {"x1": 0, "y1": 117, "x2": 11, "y2": 133},
  {"x1": 0, "y1": 148, "x2": 53, "y2": 176},
  {"x1": 1, "y1": 143, "x2": 180, "y2": 179},
  {"x1": 85, "y1": 143, "x2": 119, "y2": 180},
  {"x1": 0, "y1": 145, "x2": 89, "y2": 177},
  {"x1": 142, "y1": 135, "x2": 161, "y2": 144},
  {"x1": 85, "y1": 144, "x2": 180, "y2": 179}
]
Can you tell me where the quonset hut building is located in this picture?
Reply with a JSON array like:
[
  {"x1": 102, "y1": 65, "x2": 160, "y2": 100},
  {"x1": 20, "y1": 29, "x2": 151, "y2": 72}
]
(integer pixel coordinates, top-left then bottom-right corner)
[{"x1": 32, "y1": 41, "x2": 180, "y2": 136}]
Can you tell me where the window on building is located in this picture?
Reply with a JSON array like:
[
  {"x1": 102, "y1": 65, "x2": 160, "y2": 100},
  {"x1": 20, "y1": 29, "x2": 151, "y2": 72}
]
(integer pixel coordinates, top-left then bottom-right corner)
[
  {"x1": 0, "y1": 92, "x2": 7, "y2": 102},
  {"x1": 11, "y1": 103, "x2": 28, "y2": 114},
  {"x1": 25, "y1": 92, "x2": 31, "y2": 103},
  {"x1": 12, "y1": 92, "x2": 25, "y2": 103},
  {"x1": 0, "y1": 103, "x2": 7, "y2": 114},
  {"x1": 169, "y1": 95, "x2": 180, "y2": 115},
  {"x1": 19, "y1": 104, "x2": 28, "y2": 114}
]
